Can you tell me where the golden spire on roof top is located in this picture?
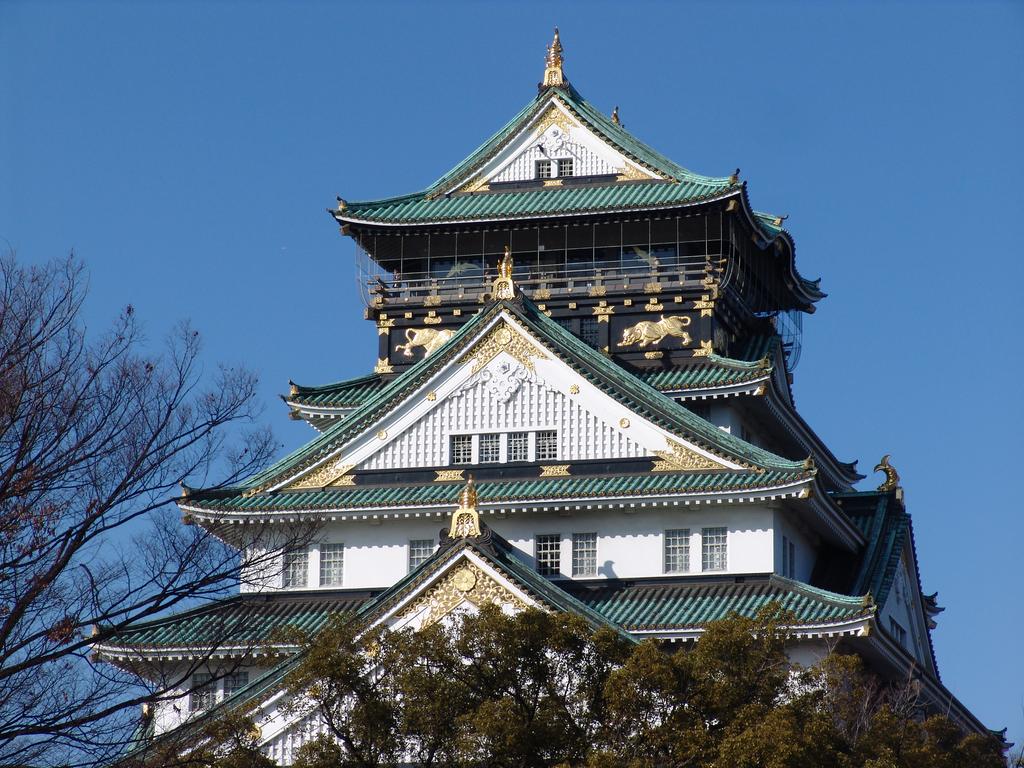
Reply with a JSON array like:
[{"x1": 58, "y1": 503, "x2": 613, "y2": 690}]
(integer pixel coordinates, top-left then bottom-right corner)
[
  {"x1": 541, "y1": 27, "x2": 566, "y2": 88},
  {"x1": 449, "y1": 475, "x2": 481, "y2": 538}
]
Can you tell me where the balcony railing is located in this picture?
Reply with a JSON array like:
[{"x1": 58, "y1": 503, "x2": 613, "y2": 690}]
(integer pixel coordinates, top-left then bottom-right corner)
[{"x1": 365, "y1": 259, "x2": 713, "y2": 306}]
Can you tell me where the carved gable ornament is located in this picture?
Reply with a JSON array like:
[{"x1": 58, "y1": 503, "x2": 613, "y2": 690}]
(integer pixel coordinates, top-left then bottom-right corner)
[
  {"x1": 652, "y1": 437, "x2": 727, "y2": 472},
  {"x1": 398, "y1": 561, "x2": 531, "y2": 629},
  {"x1": 462, "y1": 320, "x2": 547, "y2": 374}
]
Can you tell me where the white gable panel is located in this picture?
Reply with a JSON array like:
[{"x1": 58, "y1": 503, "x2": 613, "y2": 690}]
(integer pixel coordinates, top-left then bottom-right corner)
[
  {"x1": 491, "y1": 136, "x2": 619, "y2": 183},
  {"x1": 450, "y1": 97, "x2": 658, "y2": 191},
  {"x1": 359, "y1": 355, "x2": 646, "y2": 471},
  {"x1": 880, "y1": 555, "x2": 930, "y2": 667}
]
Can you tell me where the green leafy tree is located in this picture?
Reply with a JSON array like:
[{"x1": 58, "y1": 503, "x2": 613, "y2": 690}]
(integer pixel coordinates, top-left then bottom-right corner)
[{"x1": 258, "y1": 604, "x2": 1005, "y2": 768}]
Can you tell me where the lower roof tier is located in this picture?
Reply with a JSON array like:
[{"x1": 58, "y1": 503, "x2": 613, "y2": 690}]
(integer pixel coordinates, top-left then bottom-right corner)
[{"x1": 96, "y1": 573, "x2": 871, "y2": 660}]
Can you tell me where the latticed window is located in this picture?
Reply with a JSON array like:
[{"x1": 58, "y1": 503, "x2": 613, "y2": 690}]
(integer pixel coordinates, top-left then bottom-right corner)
[
  {"x1": 282, "y1": 548, "x2": 308, "y2": 588},
  {"x1": 319, "y1": 543, "x2": 344, "y2": 587},
  {"x1": 190, "y1": 672, "x2": 216, "y2": 712},
  {"x1": 664, "y1": 529, "x2": 690, "y2": 574},
  {"x1": 508, "y1": 432, "x2": 529, "y2": 462},
  {"x1": 572, "y1": 533, "x2": 597, "y2": 577},
  {"x1": 479, "y1": 433, "x2": 500, "y2": 463},
  {"x1": 408, "y1": 539, "x2": 434, "y2": 572},
  {"x1": 535, "y1": 534, "x2": 561, "y2": 576},
  {"x1": 451, "y1": 434, "x2": 472, "y2": 464},
  {"x1": 536, "y1": 430, "x2": 558, "y2": 461},
  {"x1": 580, "y1": 317, "x2": 600, "y2": 348},
  {"x1": 536, "y1": 159, "x2": 553, "y2": 179},
  {"x1": 223, "y1": 671, "x2": 249, "y2": 699},
  {"x1": 557, "y1": 158, "x2": 574, "y2": 177},
  {"x1": 701, "y1": 527, "x2": 727, "y2": 572}
]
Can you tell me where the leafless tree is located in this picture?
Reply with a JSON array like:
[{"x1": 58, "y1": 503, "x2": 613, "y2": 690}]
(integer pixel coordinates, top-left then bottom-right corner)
[{"x1": 0, "y1": 253, "x2": 299, "y2": 767}]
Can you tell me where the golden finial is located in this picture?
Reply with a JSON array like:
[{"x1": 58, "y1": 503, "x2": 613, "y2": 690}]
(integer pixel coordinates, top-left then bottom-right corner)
[
  {"x1": 874, "y1": 454, "x2": 900, "y2": 491},
  {"x1": 449, "y1": 475, "x2": 481, "y2": 538},
  {"x1": 611, "y1": 106, "x2": 620, "y2": 125},
  {"x1": 492, "y1": 245, "x2": 516, "y2": 300},
  {"x1": 541, "y1": 27, "x2": 566, "y2": 88}
]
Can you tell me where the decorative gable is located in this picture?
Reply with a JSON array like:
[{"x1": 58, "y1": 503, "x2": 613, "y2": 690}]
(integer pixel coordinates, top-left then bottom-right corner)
[
  {"x1": 348, "y1": 315, "x2": 732, "y2": 474},
  {"x1": 454, "y1": 98, "x2": 659, "y2": 193}
]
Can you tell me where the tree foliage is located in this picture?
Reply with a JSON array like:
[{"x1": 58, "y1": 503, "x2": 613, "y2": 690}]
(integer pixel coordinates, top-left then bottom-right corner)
[
  {"x1": 261, "y1": 604, "x2": 1006, "y2": 768},
  {"x1": 0, "y1": 254, "x2": 285, "y2": 767}
]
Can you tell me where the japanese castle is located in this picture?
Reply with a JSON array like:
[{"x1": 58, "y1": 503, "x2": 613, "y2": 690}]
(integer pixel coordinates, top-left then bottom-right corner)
[{"x1": 98, "y1": 30, "x2": 989, "y2": 760}]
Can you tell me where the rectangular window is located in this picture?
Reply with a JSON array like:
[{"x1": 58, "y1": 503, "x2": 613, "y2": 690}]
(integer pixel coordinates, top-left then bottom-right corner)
[
  {"x1": 788, "y1": 540, "x2": 796, "y2": 579},
  {"x1": 408, "y1": 539, "x2": 434, "y2": 572},
  {"x1": 664, "y1": 529, "x2": 690, "y2": 574},
  {"x1": 536, "y1": 159, "x2": 552, "y2": 179},
  {"x1": 282, "y1": 548, "x2": 308, "y2": 588},
  {"x1": 701, "y1": 527, "x2": 728, "y2": 572},
  {"x1": 479, "y1": 433, "x2": 500, "y2": 463},
  {"x1": 451, "y1": 434, "x2": 473, "y2": 465},
  {"x1": 319, "y1": 543, "x2": 344, "y2": 587},
  {"x1": 508, "y1": 432, "x2": 529, "y2": 462},
  {"x1": 781, "y1": 535, "x2": 789, "y2": 577},
  {"x1": 889, "y1": 618, "x2": 907, "y2": 648},
  {"x1": 223, "y1": 670, "x2": 249, "y2": 699},
  {"x1": 535, "y1": 534, "x2": 561, "y2": 576},
  {"x1": 557, "y1": 158, "x2": 574, "y2": 177},
  {"x1": 571, "y1": 533, "x2": 597, "y2": 577},
  {"x1": 190, "y1": 672, "x2": 216, "y2": 712},
  {"x1": 536, "y1": 430, "x2": 558, "y2": 461}
]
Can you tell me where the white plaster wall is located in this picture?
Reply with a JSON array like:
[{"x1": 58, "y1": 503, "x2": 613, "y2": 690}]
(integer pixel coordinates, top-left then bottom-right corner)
[
  {"x1": 241, "y1": 505, "x2": 775, "y2": 592},
  {"x1": 880, "y1": 558, "x2": 929, "y2": 666},
  {"x1": 152, "y1": 663, "x2": 269, "y2": 735},
  {"x1": 360, "y1": 372, "x2": 646, "y2": 471},
  {"x1": 772, "y1": 510, "x2": 816, "y2": 582},
  {"x1": 491, "y1": 138, "x2": 618, "y2": 182}
]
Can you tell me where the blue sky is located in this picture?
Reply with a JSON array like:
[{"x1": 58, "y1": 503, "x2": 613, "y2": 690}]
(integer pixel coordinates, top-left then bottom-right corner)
[{"x1": 3, "y1": 0, "x2": 1022, "y2": 745}]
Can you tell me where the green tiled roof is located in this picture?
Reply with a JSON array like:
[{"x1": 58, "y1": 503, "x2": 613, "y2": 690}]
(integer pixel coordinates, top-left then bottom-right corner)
[
  {"x1": 287, "y1": 356, "x2": 771, "y2": 411},
  {"x1": 192, "y1": 297, "x2": 808, "y2": 504},
  {"x1": 333, "y1": 83, "x2": 790, "y2": 236},
  {"x1": 833, "y1": 490, "x2": 910, "y2": 608},
  {"x1": 98, "y1": 593, "x2": 370, "y2": 652},
  {"x1": 566, "y1": 575, "x2": 871, "y2": 631},
  {"x1": 340, "y1": 180, "x2": 734, "y2": 226},
  {"x1": 184, "y1": 468, "x2": 811, "y2": 514}
]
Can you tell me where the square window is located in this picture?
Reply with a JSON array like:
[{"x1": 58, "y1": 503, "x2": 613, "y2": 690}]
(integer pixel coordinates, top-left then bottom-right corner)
[
  {"x1": 479, "y1": 433, "x2": 500, "y2": 463},
  {"x1": 701, "y1": 527, "x2": 727, "y2": 572},
  {"x1": 408, "y1": 539, "x2": 434, "y2": 572},
  {"x1": 571, "y1": 533, "x2": 597, "y2": 577},
  {"x1": 536, "y1": 430, "x2": 558, "y2": 461},
  {"x1": 190, "y1": 672, "x2": 216, "y2": 712},
  {"x1": 508, "y1": 432, "x2": 529, "y2": 463},
  {"x1": 664, "y1": 529, "x2": 690, "y2": 574},
  {"x1": 535, "y1": 534, "x2": 561, "y2": 576},
  {"x1": 451, "y1": 434, "x2": 473, "y2": 465},
  {"x1": 557, "y1": 158, "x2": 574, "y2": 177},
  {"x1": 282, "y1": 548, "x2": 308, "y2": 588},
  {"x1": 319, "y1": 543, "x2": 344, "y2": 587},
  {"x1": 536, "y1": 159, "x2": 553, "y2": 179},
  {"x1": 223, "y1": 670, "x2": 249, "y2": 699}
]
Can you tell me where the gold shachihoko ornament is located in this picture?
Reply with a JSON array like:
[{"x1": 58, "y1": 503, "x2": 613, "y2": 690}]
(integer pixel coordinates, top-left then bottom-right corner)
[
  {"x1": 492, "y1": 246, "x2": 516, "y2": 300},
  {"x1": 449, "y1": 475, "x2": 482, "y2": 538}
]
